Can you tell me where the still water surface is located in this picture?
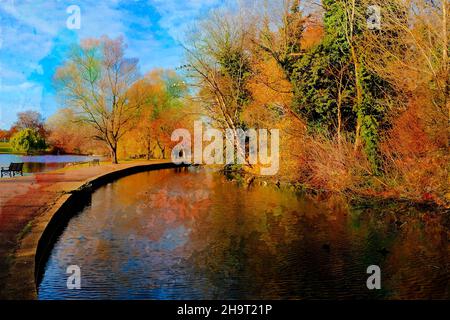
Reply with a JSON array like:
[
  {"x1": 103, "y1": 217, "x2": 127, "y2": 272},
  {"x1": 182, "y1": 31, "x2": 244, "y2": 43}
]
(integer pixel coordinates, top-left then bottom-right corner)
[
  {"x1": 38, "y1": 167, "x2": 449, "y2": 299},
  {"x1": 0, "y1": 154, "x2": 99, "y2": 173}
]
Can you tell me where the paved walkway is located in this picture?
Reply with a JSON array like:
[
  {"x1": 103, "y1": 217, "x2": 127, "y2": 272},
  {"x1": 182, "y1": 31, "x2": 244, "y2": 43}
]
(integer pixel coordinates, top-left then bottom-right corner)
[{"x1": 0, "y1": 160, "x2": 171, "y2": 298}]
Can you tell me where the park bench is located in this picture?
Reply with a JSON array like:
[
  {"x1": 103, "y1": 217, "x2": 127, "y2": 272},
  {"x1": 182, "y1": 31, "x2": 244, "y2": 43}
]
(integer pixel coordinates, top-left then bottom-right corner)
[
  {"x1": 1, "y1": 163, "x2": 24, "y2": 177},
  {"x1": 90, "y1": 159, "x2": 100, "y2": 166}
]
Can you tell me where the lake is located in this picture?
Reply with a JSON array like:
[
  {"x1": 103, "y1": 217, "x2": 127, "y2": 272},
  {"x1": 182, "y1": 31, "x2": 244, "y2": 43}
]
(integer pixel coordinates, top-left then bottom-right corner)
[
  {"x1": 0, "y1": 154, "x2": 101, "y2": 174},
  {"x1": 38, "y1": 167, "x2": 449, "y2": 299}
]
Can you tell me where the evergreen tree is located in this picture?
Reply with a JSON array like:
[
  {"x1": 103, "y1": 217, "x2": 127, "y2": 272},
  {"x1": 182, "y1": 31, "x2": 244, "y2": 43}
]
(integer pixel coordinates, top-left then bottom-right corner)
[{"x1": 290, "y1": 0, "x2": 392, "y2": 171}]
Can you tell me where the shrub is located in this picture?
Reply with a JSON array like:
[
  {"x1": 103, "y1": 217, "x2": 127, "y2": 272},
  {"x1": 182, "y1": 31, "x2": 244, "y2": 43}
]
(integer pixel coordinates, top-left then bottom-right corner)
[{"x1": 10, "y1": 128, "x2": 46, "y2": 154}]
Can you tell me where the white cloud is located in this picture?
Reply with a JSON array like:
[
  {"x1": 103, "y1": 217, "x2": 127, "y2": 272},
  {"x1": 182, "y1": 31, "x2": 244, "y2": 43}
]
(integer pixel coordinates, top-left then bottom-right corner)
[
  {"x1": 148, "y1": 0, "x2": 222, "y2": 41},
  {"x1": 0, "y1": 80, "x2": 43, "y2": 128},
  {"x1": 0, "y1": 81, "x2": 36, "y2": 92},
  {"x1": 0, "y1": 0, "x2": 234, "y2": 128}
]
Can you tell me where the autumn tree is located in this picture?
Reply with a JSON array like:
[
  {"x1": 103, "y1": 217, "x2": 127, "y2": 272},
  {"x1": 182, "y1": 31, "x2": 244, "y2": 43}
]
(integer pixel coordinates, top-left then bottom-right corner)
[
  {"x1": 182, "y1": 8, "x2": 257, "y2": 167},
  {"x1": 46, "y1": 108, "x2": 105, "y2": 155},
  {"x1": 245, "y1": 0, "x2": 310, "y2": 127},
  {"x1": 13, "y1": 110, "x2": 47, "y2": 138},
  {"x1": 55, "y1": 36, "x2": 147, "y2": 163},
  {"x1": 257, "y1": 0, "x2": 306, "y2": 79},
  {"x1": 362, "y1": 0, "x2": 448, "y2": 147},
  {"x1": 0, "y1": 129, "x2": 13, "y2": 142},
  {"x1": 184, "y1": 9, "x2": 253, "y2": 126},
  {"x1": 128, "y1": 69, "x2": 189, "y2": 159}
]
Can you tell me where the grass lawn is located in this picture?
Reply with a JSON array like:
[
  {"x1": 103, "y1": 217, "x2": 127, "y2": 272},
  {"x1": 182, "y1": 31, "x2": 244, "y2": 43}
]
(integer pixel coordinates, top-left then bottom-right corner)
[{"x1": 0, "y1": 142, "x2": 13, "y2": 153}]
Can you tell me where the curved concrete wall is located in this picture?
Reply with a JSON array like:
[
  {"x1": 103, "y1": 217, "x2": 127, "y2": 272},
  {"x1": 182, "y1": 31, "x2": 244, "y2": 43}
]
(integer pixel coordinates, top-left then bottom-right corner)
[{"x1": 6, "y1": 162, "x2": 189, "y2": 299}]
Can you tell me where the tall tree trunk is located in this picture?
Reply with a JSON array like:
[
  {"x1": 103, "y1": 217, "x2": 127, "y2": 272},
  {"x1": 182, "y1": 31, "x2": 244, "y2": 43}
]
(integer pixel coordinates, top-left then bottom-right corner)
[
  {"x1": 344, "y1": 0, "x2": 364, "y2": 152},
  {"x1": 337, "y1": 91, "x2": 342, "y2": 145},
  {"x1": 110, "y1": 143, "x2": 118, "y2": 164},
  {"x1": 146, "y1": 137, "x2": 151, "y2": 160},
  {"x1": 350, "y1": 45, "x2": 364, "y2": 152},
  {"x1": 443, "y1": 2, "x2": 448, "y2": 128}
]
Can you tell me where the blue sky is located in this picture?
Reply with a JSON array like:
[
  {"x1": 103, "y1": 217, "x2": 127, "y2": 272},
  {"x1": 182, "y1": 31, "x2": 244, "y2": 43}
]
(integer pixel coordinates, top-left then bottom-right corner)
[{"x1": 0, "y1": 0, "x2": 224, "y2": 129}]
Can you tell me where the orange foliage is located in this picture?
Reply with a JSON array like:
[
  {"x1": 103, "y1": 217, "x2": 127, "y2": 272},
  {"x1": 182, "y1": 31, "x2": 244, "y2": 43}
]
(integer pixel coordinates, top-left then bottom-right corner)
[
  {"x1": 380, "y1": 102, "x2": 448, "y2": 204},
  {"x1": 46, "y1": 108, "x2": 106, "y2": 155},
  {"x1": 119, "y1": 69, "x2": 197, "y2": 160},
  {"x1": 244, "y1": 58, "x2": 293, "y2": 128},
  {"x1": 301, "y1": 22, "x2": 324, "y2": 49}
]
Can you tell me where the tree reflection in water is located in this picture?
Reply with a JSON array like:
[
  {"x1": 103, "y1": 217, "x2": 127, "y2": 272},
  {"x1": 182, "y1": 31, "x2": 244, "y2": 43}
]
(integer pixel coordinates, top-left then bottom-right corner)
[{"x1": 38, "y1": 167, "x2": 449, "y2": 299}]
